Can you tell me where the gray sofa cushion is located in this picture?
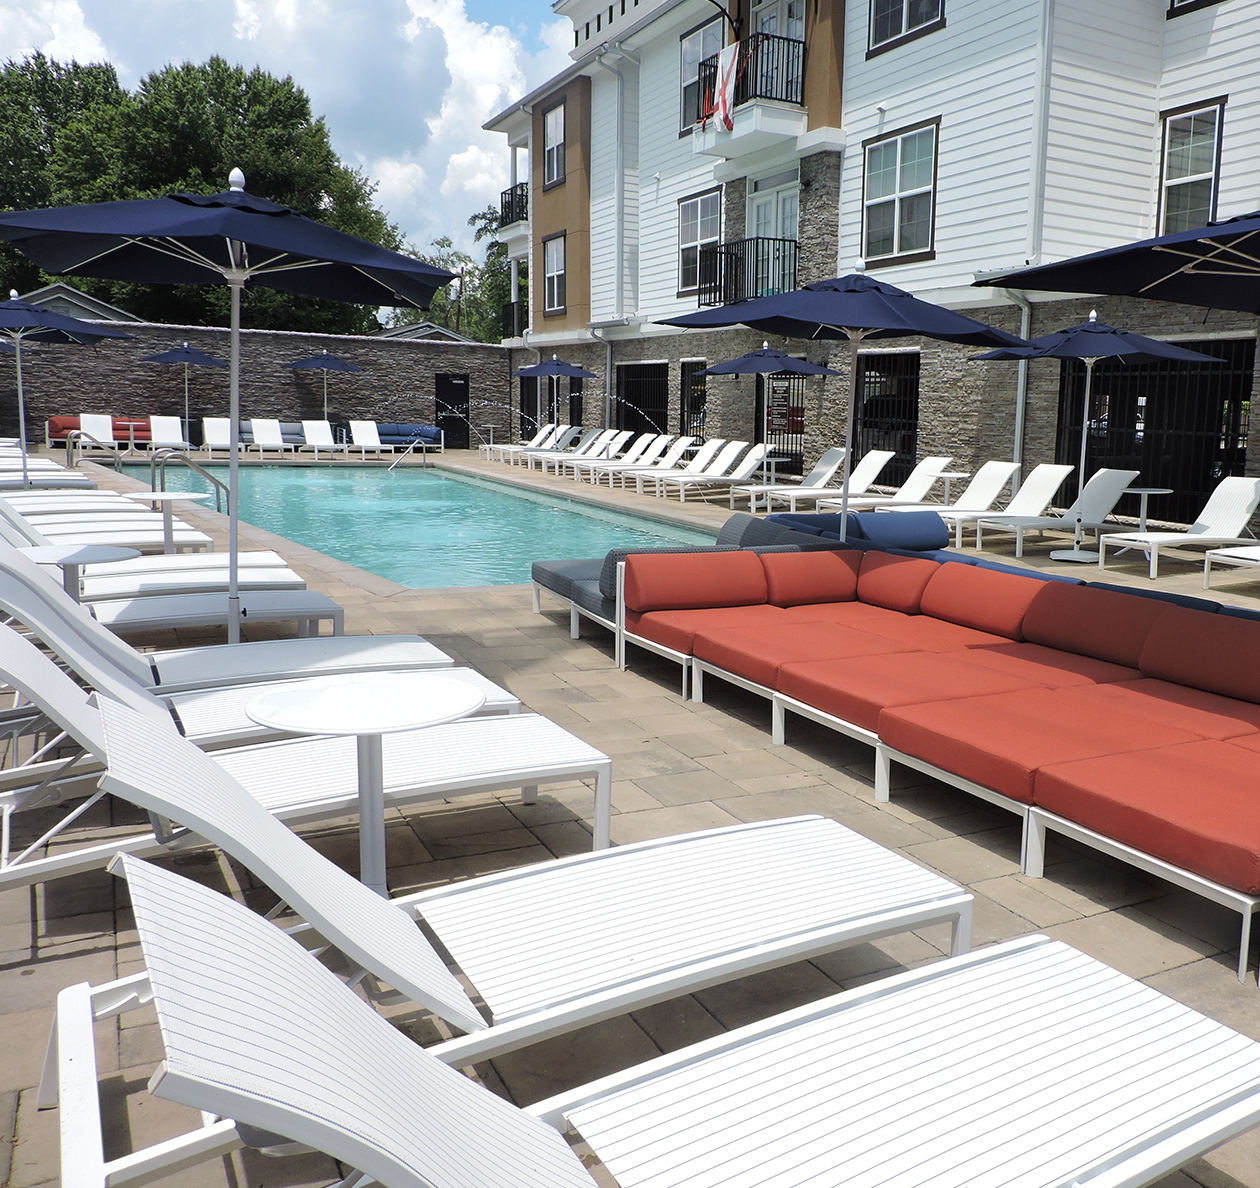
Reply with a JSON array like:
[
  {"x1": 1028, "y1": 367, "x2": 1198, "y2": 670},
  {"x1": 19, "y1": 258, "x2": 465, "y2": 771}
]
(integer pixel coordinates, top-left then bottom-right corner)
[
  {"x1": 531, "y1": 558, "x2": 604, "y2": 601},
  {"x1": 570, "y1": 579, "x2": 616, "y2": 623}
]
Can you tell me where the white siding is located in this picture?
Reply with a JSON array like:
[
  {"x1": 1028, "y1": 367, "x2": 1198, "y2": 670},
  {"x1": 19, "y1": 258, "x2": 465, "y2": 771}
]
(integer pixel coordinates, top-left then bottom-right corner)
[{"x1": 589, "y1": 68, "x2": 621, "y2": 321}]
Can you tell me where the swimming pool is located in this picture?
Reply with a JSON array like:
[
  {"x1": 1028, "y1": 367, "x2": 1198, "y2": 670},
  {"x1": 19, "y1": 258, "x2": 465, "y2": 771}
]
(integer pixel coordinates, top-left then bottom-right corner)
[{"x1": 121, "y1": 465, "x2": 713, "y2": 588}]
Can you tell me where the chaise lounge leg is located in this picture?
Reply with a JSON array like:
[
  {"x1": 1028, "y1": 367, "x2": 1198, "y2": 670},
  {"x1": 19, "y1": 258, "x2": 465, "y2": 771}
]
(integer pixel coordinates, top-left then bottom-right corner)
[
  {"x1": 1023, "y1": 811, "x2": 1046, "y2": 878},
  {"x1": 950, "y1": 904, "x2": 973, "y2": 957},
  {"x1": 570, "y1": 605, "x2": 581, "y2": 639},
  {"x1": 680, "y1": 660, "x2": 690, "y2": 700},
  {"x1": 691, "y1": 663, "x2": 704, "y2": 703},
  {"x1": 874, "y1": 746, "x2": 892, "y2": 803},
  {"x1": 771, "y1": 698, "x2": 785, "y2": 745},
  {"x1": 532, "y1": 583, "x2": 541, "y2": 613},
  {"x1": 1149, "y1": 545, "x2": 1159, "y2": 581},
  {"x1": 1237, "y1": 909, "x2": 1255, "y2": 984},
  {"x1": 521, "y1": 785, "x2": 538, "y2": 804}
]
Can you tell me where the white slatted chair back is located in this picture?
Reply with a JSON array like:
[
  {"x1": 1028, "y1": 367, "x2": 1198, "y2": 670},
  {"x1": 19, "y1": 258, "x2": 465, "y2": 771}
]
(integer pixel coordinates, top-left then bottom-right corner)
[
  {"x1": 593, "y1": 430, "x2": 636, "y2": 460},
  {"x1": 646, "y1": 436, "x2": 694, "y2": 470},
  {"x1": 568, "y1": 429, "x2": 613, "y2": 456},
  {"x1": 118, "y1": 855, "x2": 587, "y2": 1188},
  {"x1": 541, "y1": 424, "x2": 571, "y2": 449},
  {"x1": 844, "y1": 448, "x2": 897, "y2": 493},
  {"x1": 349, "y1": 421, "x2": 383, "y2": 449},
  {"x1": 1188, "y1": 475, "x2": 1260, "y2": 536},
  {"x1": 300, "y1": 420, "x2": 336, "y2": 447},
  {"x1": 724, "y1": 442, "x2": 771, "y2": 482},
  {"x1": 887, "y1": 455, "x2": 953, "y2": 503},
  {"x1": 602, "y1": 433, "x2": 654, "y2": 466},
  {"x1": 1069, "y1": 467, "x2": 1140, "y2": 520},
  {"x1": 78, "y1": 414, "x2": 118, "y2": 446},
  {"x1": 0, "y1": 501, "x2": 43, "y2": 544},
  {"x1": 526, "y1": 422, "x2": 556, "y2": 447},
  {"x1": 679, "y1": 438, "x2": 725, "y2": 473},
  {"x1": 947, "y1": 460, "x2": 1021, "y2": 511},
  {"x1": 99, "y1": 698, "x2": 488, "y2": 1035},
  {"x1": 250, "y1": 419, "x2": 286, "y2": 448},
  {"x1": 796, "y1": 446, "x2": 846, "y2": 488},
  {"x1": 202, "y1": 418, "x2": 231, "y2": 448},
  {"x1": 701, "y1": 440, "x2": 750, "y2": 476},
  {"x1": 631, "y1": 434, "x2": 674, "y2": 466},
  {"x1": 148, "y1": 417, "x2": 189, "y2": 448},
  {"x1": 1001, "y1": 463, "x2": 1074, "y2": 515}
]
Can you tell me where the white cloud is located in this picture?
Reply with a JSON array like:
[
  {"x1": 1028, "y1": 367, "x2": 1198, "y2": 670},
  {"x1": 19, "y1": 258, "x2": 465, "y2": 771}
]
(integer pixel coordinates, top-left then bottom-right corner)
[
  {"x1": 232, "y1": 0, "x2": 260, "y2": 40},
  {"x1": 0, "y1": 0, "x2": 109, "y2": 64}
]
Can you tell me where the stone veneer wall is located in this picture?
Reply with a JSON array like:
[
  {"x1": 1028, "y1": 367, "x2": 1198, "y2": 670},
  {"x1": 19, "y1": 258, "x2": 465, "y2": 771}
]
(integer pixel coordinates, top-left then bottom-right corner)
[{"x1": 797, "y1": 151, "x2": 841, "y2": 286}]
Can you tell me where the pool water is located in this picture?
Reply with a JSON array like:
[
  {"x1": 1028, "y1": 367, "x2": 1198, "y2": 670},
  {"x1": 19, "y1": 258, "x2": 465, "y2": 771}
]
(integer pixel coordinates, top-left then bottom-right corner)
[{"x1": 122, "y1": 465, "x2": 713, "y2": 588}]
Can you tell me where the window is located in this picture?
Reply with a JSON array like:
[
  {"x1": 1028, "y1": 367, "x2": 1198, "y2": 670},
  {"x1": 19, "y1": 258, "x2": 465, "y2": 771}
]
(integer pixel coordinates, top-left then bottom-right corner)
[
  {"x1": 869, "y1": 0, "x2": 943, "y2": 52},
  {"x1": 543, "y1": 102, "x2": 565, "y2": 187},
  {"x1": 543, "y1": 235, "x2": 566, "y2": 313},
  {"x1": 863, "y1": 121, "x2": 937, "y2": 262},
  {"x1": 680, "y1": 18, "x2": 723, "y2": 131},
  {"x1": 678, "y1": 189, "x2": 722, "y2": 293},
  {"x1": 1160, "y1": 102, "x2": 1224, "y2": 234},
  {"x1": 680, "y1": 360, "x2": 708, "y2": 437},
  {"x1": 1167, "y1": 0, "x2": 1224, "y2": 16}
]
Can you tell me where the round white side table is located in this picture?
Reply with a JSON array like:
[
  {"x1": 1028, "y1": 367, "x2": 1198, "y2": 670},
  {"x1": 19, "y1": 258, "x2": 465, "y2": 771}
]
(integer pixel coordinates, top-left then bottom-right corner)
[
  {"x1": 124, "y1": 490, "x2": 213, "y2": 552},
  {"x1": 20, "y1": 544, "x2": 141, "y2": 602}
]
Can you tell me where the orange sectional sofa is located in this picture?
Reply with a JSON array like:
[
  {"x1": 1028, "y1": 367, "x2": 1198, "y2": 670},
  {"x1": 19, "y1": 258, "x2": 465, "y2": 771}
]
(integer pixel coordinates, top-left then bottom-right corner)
[{"x1": 619, "y1": 547, "x2": 1260, "y2": 980}]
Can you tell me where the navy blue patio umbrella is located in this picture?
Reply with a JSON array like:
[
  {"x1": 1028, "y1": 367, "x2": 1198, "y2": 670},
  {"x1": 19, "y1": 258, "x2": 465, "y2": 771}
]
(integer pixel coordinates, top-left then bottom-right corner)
[
  {"x1": 698, "y1": 344, "x2": 840, "y2": 377},
  {"x1": 141, "y1": 342, "x2": 229, "y2": 434},
  {"x1": 0, "y1": 169, "x2": 454, "y2": 640},
  {"x1": 284, "y1": 349, "x2": 364, "y2": 420},
  {"x1": 660, "y1": 269, "x2": 1026, "y2": 533},
  {"x1": 0, "y1": 291, "x2": 135, "y2": 484},
  {"x1": 514, "y1": 356, "x2": 597, "y2": 432},
  {"x1": 972, "y1": 210, "x2": 1260, "y2": 315}
]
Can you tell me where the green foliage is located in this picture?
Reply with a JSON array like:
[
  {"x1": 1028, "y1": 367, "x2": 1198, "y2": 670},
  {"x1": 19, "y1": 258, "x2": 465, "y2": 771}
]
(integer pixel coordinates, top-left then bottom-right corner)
[{"x1": 0, "y1": 53, "x2": 410, "y2": 333}]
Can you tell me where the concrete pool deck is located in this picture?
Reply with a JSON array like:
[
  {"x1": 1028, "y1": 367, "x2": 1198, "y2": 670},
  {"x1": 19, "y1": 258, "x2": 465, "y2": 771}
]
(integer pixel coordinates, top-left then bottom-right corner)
[{"x1": 2, "y1": 456, "x2": 1258, "y2": 1188}]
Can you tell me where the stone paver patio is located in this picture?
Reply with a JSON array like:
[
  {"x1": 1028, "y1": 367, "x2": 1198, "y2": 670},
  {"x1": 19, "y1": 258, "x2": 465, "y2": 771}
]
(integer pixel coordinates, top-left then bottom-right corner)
[{"x1": 2, "y1": 453, "x2": 1257, "y2": 1188}]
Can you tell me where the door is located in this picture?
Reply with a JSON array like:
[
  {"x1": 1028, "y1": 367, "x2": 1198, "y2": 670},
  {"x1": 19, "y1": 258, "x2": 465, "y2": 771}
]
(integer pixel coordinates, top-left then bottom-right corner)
[
  {"x1": 435, "y1": 373, "x2": 470, "y2": 450},
  {"x1": 854, "y1": 352, "x2": 921, "y2": 486},
  {"x1": 755, "y1": 372, "x2": 805, "y2": 475},
  {"x1": 568, "y1": 377, "x2": 584, "y2": 426},
  {"x1": 749, "y1": 176, "x2": 799, "y2": 295},
  {"x1": 751, "y1": 0, "x2": 804, "y2": 97},
  {"x1": 519, "y1": 377, "x2": 540, "y2": 438},
  {"x1": 616, "y1": 363, "x2": 669, "y2": 435}
]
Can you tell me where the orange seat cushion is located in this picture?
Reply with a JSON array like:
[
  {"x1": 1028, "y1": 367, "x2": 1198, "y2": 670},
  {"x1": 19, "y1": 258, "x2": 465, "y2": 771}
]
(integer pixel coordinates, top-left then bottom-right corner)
[
  {"x1": 843, "y1": 613, "x2": 1006, "y2": 651},
  {"x1": 919, "y1": 563, "x2": 1043, "y2": 641},
  {"x1": 1036, "y1": 740, "x2": 1260, "y2": 894},
  {"x1": 1020, "y1": 582, "x2": 1168, "y2": 668},
  {"x1": 949, "y1": 642, "x2": 1141, "y2": 688},
  {"x1": 779, "y1": 601, "x2": 913, "y2": 628},
  {"x1": 46, "y1": 415, "x2": 79, "y2": 440},
  {"x1": 760, "y1": 550, "x2": 862, "y2": 606},
  {"x1": 1139, "y1": 606, "x2": 1260, "y2": 704},
  {"x1": 878, "y1": 687, "x2": 1203, "y2": 804},
  {"x1": 856, "y1": 552, "x2": 939, "y2": 614},
  {"x1": 778, "y1": 652, "x2": 1044, "y2": 733},
  {"x1": 625, "y1": 604, "x2": 787, "y2": 655},
  {"x1": 623, "y1": 551, "x2": 767, "y2": 613},
  {"x1": 692, "y1": 622, "x2": 914, "y2": 690},
  {"x1": 1047, "y1": 679, "x2": 1260, "y2": 741}
]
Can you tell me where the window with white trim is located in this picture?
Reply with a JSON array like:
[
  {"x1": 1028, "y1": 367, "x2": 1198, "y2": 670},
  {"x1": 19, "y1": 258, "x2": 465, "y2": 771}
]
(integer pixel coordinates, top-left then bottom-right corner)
[
  {"x1": 863, "y1": 123, "x2": 936, "y2": 260},
  {"x1": 543, "y1": 235, "x2": 566, "y2": 312},
  {"x1": 1160, "y1": 103, "x2": 1223, "y2": 234},
  {"x1": 678, "y1": 190, "x2": 721, "y2": 293},
  {"x1": 680, "y1": 18, "x2": 723, "y2": 130},
  {"x1": 543, "y1": 103, "x2": 565, "y2": 186},
  {"x1": 870, "y1": 0, "x2": 942, "y2": 49}
]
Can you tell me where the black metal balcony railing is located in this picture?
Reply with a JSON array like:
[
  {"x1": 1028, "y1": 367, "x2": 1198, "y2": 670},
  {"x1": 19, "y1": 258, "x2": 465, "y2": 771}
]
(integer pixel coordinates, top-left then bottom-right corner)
[
  {"x1": 697, "y1": 237, "x2": 798, "y2": 307},
  {"x1": 499, "y1": 182, "x2": 528, "y2": 228},
  {"x1": 696, "y1": 32, "x2": 806, "y2": 120},
  {"x1": 501, "y1": 299, "x2": 528, "y2": 337}
]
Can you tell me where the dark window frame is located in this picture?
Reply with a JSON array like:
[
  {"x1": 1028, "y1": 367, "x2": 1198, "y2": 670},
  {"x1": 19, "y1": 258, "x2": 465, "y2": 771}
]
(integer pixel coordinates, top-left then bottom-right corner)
[
  {"x1": 541, "y1": 97, "x2": 567, "y2": 191},
  {"x1": 541, "y1": 230, "x2": 567, "y2": 316},
  {"x1": 861, "y1": 115, "x2": 941, "y2": 268},
  {"x1": 679, "y1": 14, "x2": 725, "y2": 137},
  {"x1": 1157, "y1": 95, "x2": 1227, "y2": 235},
  {"x1": 677, "y1": 186, "x2": 723, "y2": 296},
  {"x1": 867, "y1": 0, "x2": 945, "y2": 58},
  {"x1": 1167, "y1": 0, "x2": 1224, "y2": 17}
]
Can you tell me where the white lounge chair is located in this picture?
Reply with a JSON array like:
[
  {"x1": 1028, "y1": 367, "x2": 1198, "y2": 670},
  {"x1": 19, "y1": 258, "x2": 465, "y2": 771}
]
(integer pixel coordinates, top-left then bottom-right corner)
[
  {"x1": 646, "y1": 440, "x2": 749, "y2": 498},
  {"x1": 632, "y1": 437, "x2": 727, "y2": 494},
  {"x1": 53, "y1": 861, "x2": 1260, "y2": 1188},
  {"x1": 505, "y1": 423, "x2": 567, "y2": 463},
  {"x1": 249, "y1": 418, "x2": 297, "y2": 456},
  {"x1": 816, "y1": 455, "x2": 954, "y2": 513},
  {"x1": 542, "y1": 429, "x2": 632, "y2": 475},
  {"x1": 77, "y1": 565, "x2": 307, "y2": 601},
  {"x1": 298, "y1": 419, "x2": 347, "y2": 459},
  {"x1": 604, "y1": 435, "x2": 696, "y2": 488},
  {"x1": 657, "y1": 442, "x2": 770, "y2": 503},
  {"x1": 146, "y1": 415, "x2": 192, "y2": 450},
  {"x1": 562, "y1": 432, "x2": 658, "y2": 481},
  {"x1": 483, "y1": 421, "x2": 555, "y2": 462},
  {"x1": 928, "y1": 462, "x2": 1074, "y2": 548},
  {"x1": 0, "y1": 499, "x2": 214, "y2": 553},
  {"x1": 75, "y1": 413, "x2": 120, "y2": 451},
  {"x1": 1204, "y1": 544, "x2": 1260, "y2": 588},
  {"x1": 730, "y1": 444, "x2": 847, "y2": 512},
  {"x1": 201, "y1": 416, "x2": 233, "y2": 457},
  {"x1": 975, "y1": 467, "x2": 1139, "y2": 557},
  {"x1": 1100, "y1": 475, "x2": 1260, "y2": 579},
  {"x1": 525, "y1": 427, "x2": 606, "y2": 470},
  {"x1": 879, "y1": 458, "x2": 1019, "y2": 513},
  {"x1": 349, "y1": 420, "x2": 394, "y2": 458},
  {"x1": 764, "y1": 447, "x2": 898, "y2": 513},
  {"x1": 576, "y1": 433, "x2": 677, "y2": 485}
]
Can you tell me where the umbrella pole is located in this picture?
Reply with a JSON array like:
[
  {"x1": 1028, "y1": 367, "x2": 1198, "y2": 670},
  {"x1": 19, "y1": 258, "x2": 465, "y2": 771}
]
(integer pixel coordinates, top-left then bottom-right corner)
[
  {"x1": 838, "y1": 330, "x2": 868, "y2": 541},
  {"x1": 1074, "y1": 358, "x2": 1096, "y2": 550},
  {"x1": 228, "y1": 273, "x2": 243, "y2": 644},
  {"x1": 184, "y1": 363, "x2": 190, "y2": 442},
  {"x1": 323, "y1": 371, "x2": 328, "y2": 422},
  {"x1": 13, "y1": 336, "x2": 27, "y2": 487}
]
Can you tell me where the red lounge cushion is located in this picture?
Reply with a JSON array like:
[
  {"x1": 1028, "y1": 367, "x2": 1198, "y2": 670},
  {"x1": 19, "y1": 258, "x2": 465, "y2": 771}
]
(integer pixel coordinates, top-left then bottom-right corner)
[
  {"x1": 1036, "y1": 741, "x2": 1260, "y2": 894},
  {"x1": 113, "y1": 417, "x2": 151, "y2": 441},
  {"x1": 623, "y1": 551, "x2": 767, "y2": 613},
  {"x1": 761, "y1": 550, "x2": 861, "y2": 606},
  {"x1": 625, "y1": 604, "x2": 787, "y2": 655},
  {"x1": 46, "y1": 415, "x2": 79, "y2": 440},
  {"x1": 951, "y1": 642, "x2": 1141, "y2": 688},
  {"x1": 1048, "y1": 679, "x2": 1260, "y2": 741},
  {"x1": 779, "y1": 602, "x2": 911, "y2": 628},
  {"x1": 856, "y1": 552, "x2": 939, "y2": 614},
  {"x1": 841, "y1": 613, "x2": 1006, "y2": 651},
  {"x1": 1139, "y1": 606, "x2": 1260, "y2": 705},
  {"x1": 919, "y1": 563, "x2": 1042, "y2": 641},
  {"x1": 1020, "y1": 582, "x2": 1167, "y2": 668},
  {"x1": 692, "y1": 622, "x2": 914, "y2": 690},
  {"x1": 878, "y1": 688, "x2": 1203, "y2": 804},
  {"x1": 778, "y1": 652, "x2": 1043, "y2": 733}
]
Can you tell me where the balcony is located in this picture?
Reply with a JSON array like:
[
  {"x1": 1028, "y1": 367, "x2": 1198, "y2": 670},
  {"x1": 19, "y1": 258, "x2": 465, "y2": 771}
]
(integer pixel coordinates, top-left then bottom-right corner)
[
  {"x1": 692, "y1": 33, "x2": 808, "y2": 159},
  {"x1": 501, "y1": 299, "x2": 528, "y2": 338},
  {"x1": 697, "y1": 237, "x2": 798, "y2": 307},
  {"x1": 499, "y1": 182, "x2": 528, "y2": 228}
]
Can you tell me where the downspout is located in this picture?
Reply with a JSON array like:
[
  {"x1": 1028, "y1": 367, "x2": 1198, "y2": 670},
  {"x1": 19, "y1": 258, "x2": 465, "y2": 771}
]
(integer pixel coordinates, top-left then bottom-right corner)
[
  {"x1": 1027, "y1": 0, "x2": 1055, "y2": 266},
  {"x1": 1004, "y1": 288, "x2": 1033, "y2": 488},
  {"x1": 592, "y1": 326, "x2": 614, "y2": 429},
  {"x1": 596, "y1": 43, "x2": 638, "y2": 320}
]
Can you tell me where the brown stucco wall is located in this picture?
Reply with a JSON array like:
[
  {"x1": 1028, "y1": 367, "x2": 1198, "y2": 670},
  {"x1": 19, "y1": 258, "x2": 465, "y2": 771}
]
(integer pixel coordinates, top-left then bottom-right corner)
[{"x1": 804, "y1": 0, "x2": 844, "y2": 130}]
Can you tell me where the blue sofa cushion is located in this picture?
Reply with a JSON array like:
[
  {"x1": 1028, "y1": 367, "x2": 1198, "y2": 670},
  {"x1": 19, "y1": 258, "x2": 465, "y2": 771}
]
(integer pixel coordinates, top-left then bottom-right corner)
[
  {"x1": 377, "y1": 422, "x2": 443, "y2": 444},
  {"x1": 975, "y1": 559, "x2": 1084, "y2": 585},
  {"x1": 532, "y1": 558, "x2": 604, "y2": 601},
  {"x1": 1220, "y1": 605, "x2": 1260, "y2": 623},
  {"x1": 1087, "y1": 581, "x2": 1222, "y2": 613},
  {"x1": 571, "y1": 579, "x2": 616, "y2": 623},
  {"x1": 850, "y1": 511, "x2": 950, "y2": 551}
]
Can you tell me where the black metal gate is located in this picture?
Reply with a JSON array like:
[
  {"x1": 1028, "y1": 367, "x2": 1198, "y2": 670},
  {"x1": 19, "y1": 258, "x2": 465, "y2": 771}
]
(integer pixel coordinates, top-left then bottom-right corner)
[
  {"x1": 435, "y1": 373, "x2": 470, "y2": 450},
  {"x1": 854, "y1": 352, "x2": 921, "y2": 486},
  {"x1": 680, "y1": 361, "x2": 708, "y2": 438},
  {"x1": 519, "y1": 376, "x2": 540, "y2": 438},
  {"x1": 755, "y1": 372, "x2": 805, "y2": 475},
  {"x1": 568, "y1": 377, "x2": 583, "y2": 426},
  {"x1": 616, "y1": 363, "x2": 669, "y2": 435},
  {"x1": 1054, "y1": 337, "x2": 1253, "y2": 524}
]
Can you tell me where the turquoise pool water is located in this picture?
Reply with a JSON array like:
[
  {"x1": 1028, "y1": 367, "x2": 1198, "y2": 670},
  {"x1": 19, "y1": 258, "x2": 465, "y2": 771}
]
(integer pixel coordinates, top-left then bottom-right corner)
[{"x1": 121, "y1": 465, "x2": 712, "y2": 588}]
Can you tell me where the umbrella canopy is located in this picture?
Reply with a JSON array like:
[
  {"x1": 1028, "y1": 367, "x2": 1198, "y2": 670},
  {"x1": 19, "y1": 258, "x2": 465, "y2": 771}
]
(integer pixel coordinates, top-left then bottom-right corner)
[
  {"x1": 514, "y1": 354, "x2": 597, "y2": 379},
  {"x1": 142, "y1": 342, "x2": 229, "y2": 434},
  {"x1": 660, "y1": 268, "x2": 1027, "y2": 532},
  {"x1": 0, "y1": 292, "x2": 135, "y2": 483},
  {"x1": 0, "y1": 170, "x2": 453, "y2": 641},
  {"x1": 698, "y1": 344, "x2": 839, "y2": 377},
  {"x1": 972, "y1": 210, "x2": 1260, "y2": 315},
  {"x1": 284, "y1": 349, "x2": 365, "y2": 420}
]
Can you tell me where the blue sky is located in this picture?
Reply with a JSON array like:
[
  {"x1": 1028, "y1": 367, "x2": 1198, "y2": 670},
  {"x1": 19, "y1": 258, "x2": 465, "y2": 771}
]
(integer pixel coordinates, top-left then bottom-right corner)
[{"x1": 1, "y1": 0, "x2": 567, "y2": 255}]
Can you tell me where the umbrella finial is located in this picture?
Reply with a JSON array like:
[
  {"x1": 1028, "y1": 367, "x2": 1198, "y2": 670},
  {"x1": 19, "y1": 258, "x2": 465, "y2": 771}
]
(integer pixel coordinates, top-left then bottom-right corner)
[
  {"x1": 854, "y1": 258, "x2": 866, "y2": 273},
  {"x1": 552, "y1": 353, "x2": 558, "y2": 360},
  {"x1": 8, "y1": 290, "x2": 17, "y2": 301},
  {"x1": 762, "y1": 342, "x2": 769, "y2": 350},
  {"x1": 228, "y1": 168, "x2": 246, "y2": 191},
  {"x1": 183, "y1": 341, "x2": 189, "y2": 348},
  {"x1": 1089, "y1": 309, "x2": 1097, "y2": 322}
]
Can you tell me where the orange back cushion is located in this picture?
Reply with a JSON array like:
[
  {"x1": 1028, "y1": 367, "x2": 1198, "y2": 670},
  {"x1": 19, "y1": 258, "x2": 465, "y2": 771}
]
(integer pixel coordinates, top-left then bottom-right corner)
[
  {"x1": 761, "y1": 550, "x2": 861, "y2": 607},
  {"x1": 1021, "y1": 582, "x2": 1167, "y2": 668},
  {"x1": 1140, "y1": 607, "x2": 1260, "y2": 704},
  {"x1": 623, "y1": 551, "x2": 768, "y2": 613},
  {"x1": 856, "y1": 552, "x2": 939, "y2": 614},
  {"x1": 920, "y1": 563, "x2": 1044, "y2": 641}
]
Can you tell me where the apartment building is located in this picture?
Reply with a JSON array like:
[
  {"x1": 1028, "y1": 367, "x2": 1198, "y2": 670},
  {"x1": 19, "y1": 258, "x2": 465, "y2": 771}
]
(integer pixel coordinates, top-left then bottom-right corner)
[{"x1": 486, "y1": 0, "x2": 1259, "y2": 519}]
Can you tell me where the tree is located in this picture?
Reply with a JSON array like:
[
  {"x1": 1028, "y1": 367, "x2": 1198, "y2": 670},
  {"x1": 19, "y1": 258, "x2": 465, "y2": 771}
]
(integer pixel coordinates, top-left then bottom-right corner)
[{"x1": 0, "y1": 54, "x2": 414, "y2": 334}]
